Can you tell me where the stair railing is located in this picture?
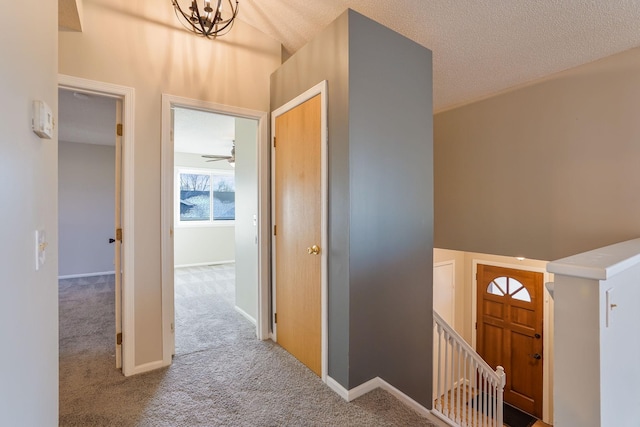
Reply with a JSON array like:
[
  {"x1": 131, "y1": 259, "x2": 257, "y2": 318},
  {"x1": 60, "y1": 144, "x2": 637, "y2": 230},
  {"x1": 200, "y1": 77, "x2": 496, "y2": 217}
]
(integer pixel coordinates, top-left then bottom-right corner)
[{"x1": 432, "y1": 311, "x2": 506, "y2": 427}]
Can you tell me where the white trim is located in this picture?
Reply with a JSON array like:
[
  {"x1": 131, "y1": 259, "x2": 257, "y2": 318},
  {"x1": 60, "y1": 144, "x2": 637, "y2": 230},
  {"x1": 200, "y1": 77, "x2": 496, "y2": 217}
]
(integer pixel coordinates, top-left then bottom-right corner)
[
  {"x1": 271, "y1": 81, "x2": 329, "y2": 382},
  {"x1": 234, "y1": 306, "x2": 257, "y2": 325},
  {"x1": 161, "y1": 94, "x2": 270, "y2": 368},
  {"x1": 471, "y1": 258, "x2": 552, "y2": 424},
  {"x1": 326, "y1": 376, "x2": 351, "y2": 401},
  {"x1": 58, "y1": 271, "x2": 115, "y2": 280},
  {"x1": 174, "y1": 260, "x2": 235, "y2": 269},
  {"x1": 58, "y1": 74, "x2": 136, "y2": 377},
  {"x1": 327, "y1": 376, "x2": 448, "y2": 426},
  {"x1": 128, "y1": 360, "x2": 165, "y2": 376}
]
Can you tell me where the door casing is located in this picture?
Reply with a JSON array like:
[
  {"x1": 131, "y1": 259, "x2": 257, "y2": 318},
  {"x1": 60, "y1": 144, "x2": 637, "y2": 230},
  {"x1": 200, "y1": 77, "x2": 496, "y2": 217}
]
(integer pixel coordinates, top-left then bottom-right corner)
[
  {"x1": 160, "y1": 94, "x2": 271, "y2": 366},
  {"x1": 271, "y1": 81, "x2": 328, "y2": 383},
  {"x1": 58, "y1": 74, "x2": 136, "y2": 375}
]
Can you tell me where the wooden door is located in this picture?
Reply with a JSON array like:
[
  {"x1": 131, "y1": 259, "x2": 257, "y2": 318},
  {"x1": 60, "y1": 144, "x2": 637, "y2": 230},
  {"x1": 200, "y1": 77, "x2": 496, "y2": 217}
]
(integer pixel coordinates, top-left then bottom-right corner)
[
  {"x1": 114, "y1": 99, "x2": 123, "y2": 369},
  {"x1": 274, "y1": 94, "x2": 322, "y2": 376},
  {"x1": 476, "y1": 264, "x2": 543, "y2": 418}
]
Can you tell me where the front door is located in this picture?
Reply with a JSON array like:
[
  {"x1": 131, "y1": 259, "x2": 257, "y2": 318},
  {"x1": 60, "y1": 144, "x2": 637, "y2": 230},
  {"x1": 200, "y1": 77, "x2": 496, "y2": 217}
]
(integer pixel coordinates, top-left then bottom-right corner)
[
  {"x1": 476, "y1": 264, "x2": 543, "y2": 418},
  {"x1": 274, "y1": 94, "x2": 322, "y2": 376}
]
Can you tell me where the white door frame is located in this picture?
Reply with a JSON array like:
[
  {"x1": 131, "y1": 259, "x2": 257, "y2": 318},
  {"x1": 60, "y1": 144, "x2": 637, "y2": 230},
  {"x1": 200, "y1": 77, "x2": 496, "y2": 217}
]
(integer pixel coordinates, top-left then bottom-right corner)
[
  {"x1": 471, "y1": 258, "x2": 553, "y2": 423},
  {"x1": 160, "y1": 94, "x2": 270, "y2": 365},
  {"x1": 58, "y1": 74, "x2": 136, "y2": 376},
  {"x1": 270, "y1": 81, "x2": 328, "y2": 382}
]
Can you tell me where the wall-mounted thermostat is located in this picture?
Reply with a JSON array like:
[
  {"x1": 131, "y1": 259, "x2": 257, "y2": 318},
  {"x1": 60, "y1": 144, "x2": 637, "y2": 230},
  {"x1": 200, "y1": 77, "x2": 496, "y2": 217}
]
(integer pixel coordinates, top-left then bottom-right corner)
[{"x1": 32, "y1": 100, "x2": 54, "y2": 139}]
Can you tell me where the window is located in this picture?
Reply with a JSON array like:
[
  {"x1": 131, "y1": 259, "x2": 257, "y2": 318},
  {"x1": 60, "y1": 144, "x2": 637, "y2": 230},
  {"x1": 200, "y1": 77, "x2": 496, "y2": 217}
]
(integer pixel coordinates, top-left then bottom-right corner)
[
  {"x1": 486, "y1": 276, "x2": 531, "y2": 302},
  {"x1": 176, "y1": 168, "x2": 235, "y2": 225}
]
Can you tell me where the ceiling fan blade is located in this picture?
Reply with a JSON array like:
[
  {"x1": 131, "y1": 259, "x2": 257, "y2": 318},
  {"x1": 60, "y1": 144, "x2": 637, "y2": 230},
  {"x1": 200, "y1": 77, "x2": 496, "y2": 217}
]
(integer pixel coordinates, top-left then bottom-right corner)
[{"x1": 202, "y1": 154, "x2": 231, "y2": 159}]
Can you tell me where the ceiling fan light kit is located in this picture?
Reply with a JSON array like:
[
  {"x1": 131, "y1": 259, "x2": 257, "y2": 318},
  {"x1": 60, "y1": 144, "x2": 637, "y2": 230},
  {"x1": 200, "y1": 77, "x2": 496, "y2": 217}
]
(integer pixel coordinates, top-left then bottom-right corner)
[{"x1": 172, "y1": 0, "x2": 239, "y2": 38}]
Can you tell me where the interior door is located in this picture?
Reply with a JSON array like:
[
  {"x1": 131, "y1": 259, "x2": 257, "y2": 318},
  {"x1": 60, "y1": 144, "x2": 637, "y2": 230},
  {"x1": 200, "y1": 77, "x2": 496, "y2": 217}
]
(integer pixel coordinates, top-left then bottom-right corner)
[
  {"x1": 114, "y1": 99, "x2": 123, "y2": 369},
  {"x1": 476, "y1": 264, "x2": 543, "y2": 417},
  {"x1": 274, "y1": 94, "x2": 322, "y2": 376}
]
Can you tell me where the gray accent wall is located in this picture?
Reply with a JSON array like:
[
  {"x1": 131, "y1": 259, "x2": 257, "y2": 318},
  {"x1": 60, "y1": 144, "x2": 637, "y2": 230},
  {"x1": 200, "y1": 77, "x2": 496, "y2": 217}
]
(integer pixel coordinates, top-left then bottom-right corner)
[
  {"x1": 271, "y1": 9, "x2": 434, "y2": 406},
  {"x1": 58, "y1": 141, "x2": 116, "y2": 277},
  {"x1": 348, "y1": 12, "x2": 433, "y2": 404}
]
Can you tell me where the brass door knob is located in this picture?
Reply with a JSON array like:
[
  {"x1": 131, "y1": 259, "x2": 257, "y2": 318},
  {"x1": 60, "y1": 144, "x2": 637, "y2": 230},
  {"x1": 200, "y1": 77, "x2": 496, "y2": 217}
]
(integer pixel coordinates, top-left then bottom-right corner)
[{"x1": 307, "y1": 244, "x2": 321, "y2": 255}]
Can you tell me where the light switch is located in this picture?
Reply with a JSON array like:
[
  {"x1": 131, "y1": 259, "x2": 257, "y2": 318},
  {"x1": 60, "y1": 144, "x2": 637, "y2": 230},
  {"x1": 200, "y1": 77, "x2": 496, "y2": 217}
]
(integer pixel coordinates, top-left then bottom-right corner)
[{"x1": 35, "y1": 229, "x2": 47, "y2": 271}]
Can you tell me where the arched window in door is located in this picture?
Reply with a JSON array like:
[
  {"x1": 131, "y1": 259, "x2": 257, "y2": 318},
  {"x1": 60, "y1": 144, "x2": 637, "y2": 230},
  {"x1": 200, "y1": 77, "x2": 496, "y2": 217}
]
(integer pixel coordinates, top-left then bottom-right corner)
[{"x1": 486, "y1": 276, "x2": 531, "y2": 302}]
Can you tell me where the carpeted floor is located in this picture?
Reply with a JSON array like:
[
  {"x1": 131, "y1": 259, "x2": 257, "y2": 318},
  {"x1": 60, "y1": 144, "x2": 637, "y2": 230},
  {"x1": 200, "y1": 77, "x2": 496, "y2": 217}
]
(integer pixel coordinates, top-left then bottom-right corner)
[{"x1": 59, "y1": 264, "x2": 437, "y2": 426}]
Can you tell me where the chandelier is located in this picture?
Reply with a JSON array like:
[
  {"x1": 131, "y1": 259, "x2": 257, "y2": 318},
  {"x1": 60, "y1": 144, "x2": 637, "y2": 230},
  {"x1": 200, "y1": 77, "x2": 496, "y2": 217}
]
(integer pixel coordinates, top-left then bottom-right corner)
[{"x1": 172, "y1": 0, "x2": 239, "y2": 39}]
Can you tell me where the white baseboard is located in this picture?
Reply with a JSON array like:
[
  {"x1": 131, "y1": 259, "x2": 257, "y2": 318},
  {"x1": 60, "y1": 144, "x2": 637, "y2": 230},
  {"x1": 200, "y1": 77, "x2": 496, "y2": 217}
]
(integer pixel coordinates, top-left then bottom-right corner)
[
  {"x1": 59, "y1": 271, "x2": 116, "y2": 279},
  {"x1": 234, "y1": 305, "x2": 256, "y2": 325},
  {"x1": 326, "y1": 376, "x2": 351, "y2": 401},
  {"x1": 326, "y1": 376, "x2": 448, "y2": 426},
  {"x1": 175, "y1": 260, "x2": 235, "y2": 268},
  {"x1": 126, "y1": 359, "x2": 166, "y2": 377}
]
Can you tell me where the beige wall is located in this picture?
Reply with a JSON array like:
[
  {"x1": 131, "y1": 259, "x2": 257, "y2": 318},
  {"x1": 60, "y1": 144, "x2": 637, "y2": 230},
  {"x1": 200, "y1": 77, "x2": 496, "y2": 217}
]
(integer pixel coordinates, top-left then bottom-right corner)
[
  {"x1": 59, "y1": 0, "x2": 281, "y2": 367},
  {"x1": 434, "y1": 46, "x2": 640, "y2": 262},
  {"x1": 1, "y1": 0, "x2": 59, "y2": 423}
]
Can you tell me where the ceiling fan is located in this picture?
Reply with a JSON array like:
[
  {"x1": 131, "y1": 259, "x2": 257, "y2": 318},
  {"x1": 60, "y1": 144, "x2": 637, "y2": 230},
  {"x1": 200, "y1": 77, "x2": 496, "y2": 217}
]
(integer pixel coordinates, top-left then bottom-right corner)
[{"x1": 202, "y1": 143, "x2": 235, "y2": 166}]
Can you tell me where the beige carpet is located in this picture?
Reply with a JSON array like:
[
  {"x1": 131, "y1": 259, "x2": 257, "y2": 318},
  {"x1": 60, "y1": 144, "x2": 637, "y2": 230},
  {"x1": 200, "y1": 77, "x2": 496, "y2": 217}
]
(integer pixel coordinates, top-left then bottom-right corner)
[{"x1": 59, "y1": 265, "x2": 436, "y2": 426}]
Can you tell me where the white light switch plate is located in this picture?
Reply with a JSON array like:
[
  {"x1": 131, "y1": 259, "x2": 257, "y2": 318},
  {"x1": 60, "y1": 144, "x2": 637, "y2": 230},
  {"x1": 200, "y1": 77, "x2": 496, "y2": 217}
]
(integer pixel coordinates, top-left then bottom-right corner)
[{"x1": 35, "y1": 229, "x2": 47, "y2": 271}]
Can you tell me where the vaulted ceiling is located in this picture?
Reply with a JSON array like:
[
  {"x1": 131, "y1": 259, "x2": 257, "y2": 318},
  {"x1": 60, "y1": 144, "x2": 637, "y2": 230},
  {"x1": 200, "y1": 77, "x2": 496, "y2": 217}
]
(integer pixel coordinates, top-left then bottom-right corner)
[
  {"x1": 59, "y1": 1, "x2": 640, "y2": 115},
  {"x1": 239, "y1": 0, "x2": 640, "y2": 111}
]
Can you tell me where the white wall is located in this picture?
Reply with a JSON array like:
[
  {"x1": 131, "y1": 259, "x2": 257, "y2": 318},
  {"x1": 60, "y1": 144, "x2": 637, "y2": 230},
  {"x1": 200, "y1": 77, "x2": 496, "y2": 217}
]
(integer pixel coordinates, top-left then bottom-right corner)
[
  {"x1": 0, "y1": 0, "x2": 59, "y2": 424},
  {"x1": 234, "y1": 118, "x2": 259, "y2": 322},
  {"x1": 59, "y1": 1, "x2": 281, "y2": 367},
  {"x1": 549, "y1": 239, "x2": 640, "y2": 427},
  {"x1": 174, "y1": 152, "x2": 235, "y2": 267},
  {"x1": 174, "y1": 227, "x2": 235, "y2": 267},
  {"x1": 59, "y1": 141, "x2": 115, "y2": 276}
]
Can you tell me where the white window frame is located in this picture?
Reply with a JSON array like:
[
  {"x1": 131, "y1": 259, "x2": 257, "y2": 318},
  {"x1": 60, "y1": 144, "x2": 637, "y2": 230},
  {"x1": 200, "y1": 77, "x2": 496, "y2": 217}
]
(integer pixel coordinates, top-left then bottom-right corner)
[{"x1": 174, "y1": 167, "x2": 236, "y2": 228}]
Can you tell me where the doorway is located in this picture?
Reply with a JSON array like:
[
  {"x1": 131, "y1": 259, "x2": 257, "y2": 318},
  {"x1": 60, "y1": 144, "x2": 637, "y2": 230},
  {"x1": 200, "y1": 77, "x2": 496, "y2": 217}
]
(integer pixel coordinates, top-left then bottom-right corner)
[
  {"x1": 58, "y1": 75, "x2": 135, "y2": 375},
  {"x1": 171, "y1": 106, "x2": 257, "y2": 356},
  {"x1": 271, "y1": 81, "x2": 328, "y2": 381},
  {"x1": 476, "y1": 264, "x2": 544, "y2": 418},
  {"x1": 161, "y1": 95, "x2": 270, "y2": 365}
]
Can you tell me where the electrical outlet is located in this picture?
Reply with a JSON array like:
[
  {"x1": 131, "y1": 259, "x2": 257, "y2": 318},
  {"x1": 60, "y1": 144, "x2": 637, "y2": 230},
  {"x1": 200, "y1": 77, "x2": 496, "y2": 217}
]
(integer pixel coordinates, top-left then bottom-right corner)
[{"x1": 35, "y1": 229, "x2": 47, "y2": 271}]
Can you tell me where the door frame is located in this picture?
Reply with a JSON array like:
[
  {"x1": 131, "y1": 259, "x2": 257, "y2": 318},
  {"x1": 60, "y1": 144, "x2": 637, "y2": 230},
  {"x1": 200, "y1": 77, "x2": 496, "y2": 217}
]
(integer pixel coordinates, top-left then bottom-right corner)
[
  {"x1": 471, "y1": 259, "x2": 552, "y2": 422},
  {"x1": 270, "y1": 81, "x2": 328, "y2": 382},
  {"x1": 160, "y1": 94, "x2": 270, "y2": 366},
  {"x1": 58, "y1": 74, "x2": 136, "y2": 376}
]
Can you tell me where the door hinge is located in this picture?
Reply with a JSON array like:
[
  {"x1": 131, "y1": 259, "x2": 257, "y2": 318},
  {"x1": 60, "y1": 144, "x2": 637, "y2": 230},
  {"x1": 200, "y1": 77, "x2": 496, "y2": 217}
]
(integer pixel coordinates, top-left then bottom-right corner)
[
  {"x1": 116, "y1": 228, "x2": 123, "y2": 242},
  {"x1": 273, "y1": 137, "x2": 276, "y2": 148},
  {"x1": 273, "y1": 225, "x2": 277, "y2": 236},
  {"x1": 116, "y1": 332, "x2": 122, "y2": 345},
  {"x1": 274, "y1": 313, "x2": 277, "y2": 324},
  {"x1": 475, "y1": 322, "x2": 478, "y2": 330},
  {"x1": 116, "y1": 123, "x2": 123, "y2": 137}
]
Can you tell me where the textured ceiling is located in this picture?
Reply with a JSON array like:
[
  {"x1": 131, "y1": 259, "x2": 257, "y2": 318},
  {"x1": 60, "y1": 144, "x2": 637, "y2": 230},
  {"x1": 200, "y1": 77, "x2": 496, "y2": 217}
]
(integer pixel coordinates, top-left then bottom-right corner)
[{"x1": 238, "y1": 0, "x2": 640, "y2": 111}]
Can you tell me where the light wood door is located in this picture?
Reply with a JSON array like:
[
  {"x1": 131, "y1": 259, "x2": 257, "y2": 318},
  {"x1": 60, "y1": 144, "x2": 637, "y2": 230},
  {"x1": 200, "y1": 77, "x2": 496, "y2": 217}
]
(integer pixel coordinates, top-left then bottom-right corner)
[
  {"x1": 477, "y1": 264, "x2": 543, "y2": 418},
  {"x1": 274, "y1": 94, "x2": 322, "y2": 376}
]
